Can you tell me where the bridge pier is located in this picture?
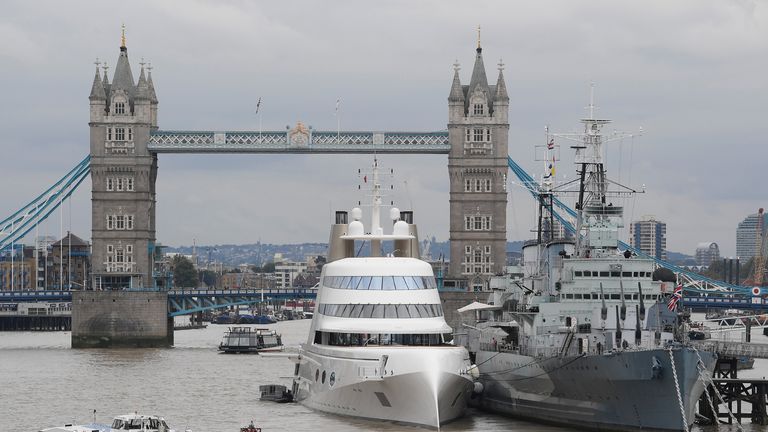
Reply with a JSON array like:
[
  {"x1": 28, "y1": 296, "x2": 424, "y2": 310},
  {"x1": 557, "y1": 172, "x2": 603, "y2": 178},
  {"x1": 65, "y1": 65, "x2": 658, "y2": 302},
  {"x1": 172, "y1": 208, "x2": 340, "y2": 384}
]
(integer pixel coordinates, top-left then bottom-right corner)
[{"x1": 72, "y1": 291, "x2": 172, "y2": 348}]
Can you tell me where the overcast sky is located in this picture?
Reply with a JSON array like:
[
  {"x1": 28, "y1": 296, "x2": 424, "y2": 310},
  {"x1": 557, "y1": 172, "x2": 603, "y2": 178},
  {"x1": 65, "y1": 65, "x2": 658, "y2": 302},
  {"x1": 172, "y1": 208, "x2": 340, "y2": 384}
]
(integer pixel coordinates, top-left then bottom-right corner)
[{"x1": 1, "y1": 0, "x2": 765, "y2": 256}]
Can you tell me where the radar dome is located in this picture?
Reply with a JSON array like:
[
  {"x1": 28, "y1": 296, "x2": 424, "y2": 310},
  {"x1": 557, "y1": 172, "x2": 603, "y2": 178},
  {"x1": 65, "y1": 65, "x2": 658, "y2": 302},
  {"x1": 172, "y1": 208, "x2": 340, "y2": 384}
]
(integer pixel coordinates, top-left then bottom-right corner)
[
  {"x1": 390, "y1": 207, "x2": 400, "y2": 221},
  {"x1": 393, "y1": 220, "x2": 410, "y2": 237},
  {"x1": 350, "y1": 207, "x2": 363, "y2": 221},
  {"x1": 347, "y1": 220, "x2": 364, "y2": 237}
]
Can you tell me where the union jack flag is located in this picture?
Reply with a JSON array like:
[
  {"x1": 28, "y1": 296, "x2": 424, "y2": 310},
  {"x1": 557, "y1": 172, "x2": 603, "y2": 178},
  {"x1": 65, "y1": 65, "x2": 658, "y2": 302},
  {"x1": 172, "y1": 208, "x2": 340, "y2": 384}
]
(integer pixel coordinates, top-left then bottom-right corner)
[
  {"x1": 547, "y1": 138, "x2": 555, "y2": 150},
  {"x1": 667, "y1": 284, "x2": 683, "y2": 311}
]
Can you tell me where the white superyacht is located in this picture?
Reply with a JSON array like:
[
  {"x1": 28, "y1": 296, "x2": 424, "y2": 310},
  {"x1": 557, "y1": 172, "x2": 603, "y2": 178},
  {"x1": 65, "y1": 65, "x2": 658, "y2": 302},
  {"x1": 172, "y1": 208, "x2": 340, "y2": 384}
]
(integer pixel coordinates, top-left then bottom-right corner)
[{"x1": 292, "y1": 160, "x2": 476, "y2": 428}]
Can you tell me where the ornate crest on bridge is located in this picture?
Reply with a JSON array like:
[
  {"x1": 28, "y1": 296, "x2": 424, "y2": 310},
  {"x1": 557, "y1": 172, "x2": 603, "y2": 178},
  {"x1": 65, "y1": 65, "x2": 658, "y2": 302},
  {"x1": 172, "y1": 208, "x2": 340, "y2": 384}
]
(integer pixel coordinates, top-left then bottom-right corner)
[{"x1": 288, "y1": 121, "x2": 311, "y2": 148}]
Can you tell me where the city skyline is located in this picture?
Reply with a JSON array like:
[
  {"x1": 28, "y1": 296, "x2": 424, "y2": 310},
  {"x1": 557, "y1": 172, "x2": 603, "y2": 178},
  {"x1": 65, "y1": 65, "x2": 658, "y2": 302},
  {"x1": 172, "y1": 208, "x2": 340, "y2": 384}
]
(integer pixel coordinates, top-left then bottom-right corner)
[{"x1": 1, "y1": 1, "x2": 766, "y2": 256}]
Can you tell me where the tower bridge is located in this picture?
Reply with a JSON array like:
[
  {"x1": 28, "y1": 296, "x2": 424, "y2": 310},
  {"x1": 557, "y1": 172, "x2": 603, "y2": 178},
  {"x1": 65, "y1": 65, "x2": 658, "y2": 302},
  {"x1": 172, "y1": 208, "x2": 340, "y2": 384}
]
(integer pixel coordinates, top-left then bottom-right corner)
[{"x1": 1, "y1": 32, "x2": 762, "y2": 346}]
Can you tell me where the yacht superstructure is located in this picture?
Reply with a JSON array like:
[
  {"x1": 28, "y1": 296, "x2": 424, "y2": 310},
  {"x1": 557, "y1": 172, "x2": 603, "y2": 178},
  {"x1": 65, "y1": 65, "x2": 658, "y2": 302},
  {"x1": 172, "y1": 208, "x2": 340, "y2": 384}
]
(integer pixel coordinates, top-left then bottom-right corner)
[{"x1": 292, "y1": 160, "x2": 475, "y2": 428}]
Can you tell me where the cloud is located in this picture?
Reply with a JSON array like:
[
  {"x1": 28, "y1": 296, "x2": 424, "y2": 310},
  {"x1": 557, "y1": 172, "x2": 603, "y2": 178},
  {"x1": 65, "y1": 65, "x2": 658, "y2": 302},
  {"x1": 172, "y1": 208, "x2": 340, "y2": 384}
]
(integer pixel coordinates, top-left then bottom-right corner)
[{"x1": 1, "y1": 0, "x2": 766, "y2": 257}]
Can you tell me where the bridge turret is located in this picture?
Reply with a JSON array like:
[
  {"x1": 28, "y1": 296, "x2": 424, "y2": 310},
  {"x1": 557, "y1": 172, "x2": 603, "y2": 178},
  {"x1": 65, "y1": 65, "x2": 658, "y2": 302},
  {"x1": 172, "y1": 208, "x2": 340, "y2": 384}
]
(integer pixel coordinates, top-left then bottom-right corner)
[
  {"x1": 493, "y1": 62, "x2": 509, "y2": 121},
  {"x1": 89, "y1": 64, "x2": 106, "y2": 123},
  {"x1": 89, "y1": 27, "x2": 158, "y2": 291},
  {"x1": 448, "y1": 62, "x2": 465, "y2": 121}
]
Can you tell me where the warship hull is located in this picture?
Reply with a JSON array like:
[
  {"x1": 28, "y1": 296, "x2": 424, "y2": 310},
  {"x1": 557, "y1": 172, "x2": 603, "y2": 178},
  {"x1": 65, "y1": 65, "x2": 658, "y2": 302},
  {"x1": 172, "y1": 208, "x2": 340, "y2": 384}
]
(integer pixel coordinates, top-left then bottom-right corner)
[{"x1": 473, "y1": 346, "x2": 716, "y2": 431}]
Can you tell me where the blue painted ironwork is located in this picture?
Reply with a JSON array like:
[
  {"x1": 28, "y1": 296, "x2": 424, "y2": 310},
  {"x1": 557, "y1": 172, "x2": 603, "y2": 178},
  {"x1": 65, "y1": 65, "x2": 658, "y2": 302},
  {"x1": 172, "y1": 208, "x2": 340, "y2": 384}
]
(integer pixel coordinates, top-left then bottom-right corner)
[
  {"x1": 682, "y1": 295, "x2": 767, "y2": 310},
  {"x1": 147, "y1": 130, "x2": 450, "y2": 154},
  {"x1": 1, "y1": 156, "x2": 91, "y2": 252},
  {"x1": 0, "y1": 288, "x2": 317, "y2": 316}
]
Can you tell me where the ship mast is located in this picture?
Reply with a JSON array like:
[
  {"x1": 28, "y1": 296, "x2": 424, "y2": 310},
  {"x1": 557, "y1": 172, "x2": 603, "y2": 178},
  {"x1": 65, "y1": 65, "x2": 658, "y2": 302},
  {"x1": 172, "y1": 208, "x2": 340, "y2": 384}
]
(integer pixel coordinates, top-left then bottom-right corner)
[{"x1": 549, "y1": 84, "x2": 642, "y2": 256}]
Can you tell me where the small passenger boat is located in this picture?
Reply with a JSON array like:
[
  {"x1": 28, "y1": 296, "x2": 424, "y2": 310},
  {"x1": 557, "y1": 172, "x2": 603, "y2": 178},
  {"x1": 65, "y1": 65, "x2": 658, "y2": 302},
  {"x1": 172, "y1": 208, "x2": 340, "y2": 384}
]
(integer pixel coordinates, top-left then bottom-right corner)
[
  {"x1": 259, "y1": 384, "x2": 294, "y2": 403},
  {"x1": 40, "y1": 413, "x2": 181, "y2": 432},
  {"x1": 218, "y1": 327, "x2": 284, "y2": 353}
]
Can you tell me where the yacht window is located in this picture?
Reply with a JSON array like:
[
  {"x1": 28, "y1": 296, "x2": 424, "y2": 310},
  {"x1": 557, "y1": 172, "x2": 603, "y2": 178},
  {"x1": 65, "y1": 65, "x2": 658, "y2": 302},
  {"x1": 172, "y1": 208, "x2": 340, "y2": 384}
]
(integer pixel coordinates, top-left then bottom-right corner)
[
  {"x1": 610, "y1": 294, "x2": 620, "y2": 300},
  {"x1": 610, "y1": 272, "x2": 620, "y2": 277},
  {"x1": 350, "y1": 304, "x2": 364, "y2": 318},
  {"x1": 622, "y1": 272, "x2": 632, "y2": 277},
  {"x1": 600, "y1": 271, "x2": 609, "y2": 277},
  {"x1": 338, "y1": 304, "x2": 351, "y2": 317},
  {"x1": 361, "y1": 304, "x2": 375, "y2": 318},
  {"x1": 384, "y1": 304, "x2": 397, "y2": 318},
  {"x1": 574, "y1": 294, "x2": 582, "y2": 299},
  {"x1": 407, "y1": 304, "x2": 420, "y2": 318},
  {"x1": 396, "y1": 304, "x2": 410, "y2": 318},
  {"x1": 575, "y1": 271, "x2": 583, "y2": 277},
  {"x1": 624, "y1": 294, "x2": 632, "y2": 300},
  {"x1": 633, "y1": 272, "x2": 639, "y2": 277},
  {"x1": 358, "y1": 276, "x2": 372, "y2": 290},
  {"x1": 369, "y1": 276, "x2": 383, "y2": 290},
  {"x1": 416, "y1": 304, "x2": 430, "y2": 317},
  {"x1": 400, "y1": 276, "x2": 414, "y2": 290},
  {"x1": 632, "y1": 294, "x2": 638, "y2": 300},
  {"x1": 411, "y1": 276, "x2": 425, "y2": 289},
  {"x1": 566, "y1": 294, "x2": 573, "y2": 299},
  {"x1": 583, "y1": 271, "x2": 591, "y2": 277},
  {"x1": 340, "y1": 276, "x2": 352, "y2": 289},
  {"x1": 382, "y1": 276, "x2": 396, "y2": 290},
  {"x1": 350, "y1": 276, "x2": 362, "y2": 289}
]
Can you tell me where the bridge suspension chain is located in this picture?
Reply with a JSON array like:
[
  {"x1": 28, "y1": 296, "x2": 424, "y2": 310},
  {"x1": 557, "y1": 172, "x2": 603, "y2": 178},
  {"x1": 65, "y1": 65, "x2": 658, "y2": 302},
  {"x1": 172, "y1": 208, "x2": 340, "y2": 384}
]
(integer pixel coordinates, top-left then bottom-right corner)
[{"x1": 0, "y1": 155, "x2": 91, "y2": 251}]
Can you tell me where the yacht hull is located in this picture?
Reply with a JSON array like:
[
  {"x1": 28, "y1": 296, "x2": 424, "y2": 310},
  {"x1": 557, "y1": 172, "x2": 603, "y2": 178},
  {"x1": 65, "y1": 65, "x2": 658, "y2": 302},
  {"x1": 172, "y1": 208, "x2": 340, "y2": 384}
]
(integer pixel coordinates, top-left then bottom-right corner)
[
  {"x1": 294, "y1": 345, "x2": 474, "y2": 428},
  {"x1": 473, "y1": 347, "x2": 716, "y2": 432}
]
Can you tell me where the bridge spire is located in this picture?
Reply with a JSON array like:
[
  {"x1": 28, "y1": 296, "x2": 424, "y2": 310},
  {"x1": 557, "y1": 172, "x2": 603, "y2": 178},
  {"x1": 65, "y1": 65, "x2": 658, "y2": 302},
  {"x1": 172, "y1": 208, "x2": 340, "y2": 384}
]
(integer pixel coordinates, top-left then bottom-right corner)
[{"x1": 120, "y1": 23, "x2": 126, "y2": 50}]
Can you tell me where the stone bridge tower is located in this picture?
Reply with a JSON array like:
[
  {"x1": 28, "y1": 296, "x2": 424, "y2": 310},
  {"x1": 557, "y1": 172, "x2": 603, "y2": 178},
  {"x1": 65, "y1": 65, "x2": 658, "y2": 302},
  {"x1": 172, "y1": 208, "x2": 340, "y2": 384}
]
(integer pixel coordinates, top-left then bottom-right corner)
[
  {"x1": 447, "y1": 40, "x2": 509, "y2": 290},
  {"x1": 88, "y1": 32, "x2": 158, "y2": 289}
]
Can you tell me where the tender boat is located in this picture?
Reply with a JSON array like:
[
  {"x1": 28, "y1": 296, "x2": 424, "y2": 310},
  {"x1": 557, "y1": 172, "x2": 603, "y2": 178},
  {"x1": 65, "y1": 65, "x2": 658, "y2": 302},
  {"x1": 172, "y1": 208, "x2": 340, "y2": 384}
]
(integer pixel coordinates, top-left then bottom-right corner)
[
  {"x1": 259, "y1": 384, "x2": 294, "y2": 402},
  {"x1": 291, "y1": 159, "x2": 476, "y2": 428},
  {"x1": 218, "y1": 327, "x2": 284, "y2": 353},
  {"x1": 40, "y1": 413, "x2": 181, "y2": 432}
]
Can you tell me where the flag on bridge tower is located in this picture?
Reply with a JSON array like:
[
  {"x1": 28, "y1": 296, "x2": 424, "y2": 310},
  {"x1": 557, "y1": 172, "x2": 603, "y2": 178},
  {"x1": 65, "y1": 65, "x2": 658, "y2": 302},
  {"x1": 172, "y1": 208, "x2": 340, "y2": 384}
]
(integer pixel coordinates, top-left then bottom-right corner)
[
  {"x1": 335, "y1": 98, "x2": 341, "y2": 115},
  {"x1": 255, "y1": 97, "x2": 262, "y2": 114},
  {"x1": 547, "y1": 138, "x2": 555, "y2": 150},
  {"x1": 667, "y1": 283, "x2": 683, "y2": 311}
]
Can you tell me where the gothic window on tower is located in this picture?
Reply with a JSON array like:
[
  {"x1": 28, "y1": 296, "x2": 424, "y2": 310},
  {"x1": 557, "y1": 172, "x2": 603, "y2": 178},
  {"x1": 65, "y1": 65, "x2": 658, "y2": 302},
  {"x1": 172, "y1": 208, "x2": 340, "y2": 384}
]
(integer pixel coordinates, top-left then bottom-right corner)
[
  {"x1": 107, "y1": 128, "x2": 112, "y2": 141},
  {"x1": 106, "y1": 177, "x2": 114, "y2": 191},
  {"x1": 473, "y1": 104, "x2": 484, "y2": 115},
  {"x1": 116, "y1": 178, "x2": 125, "y2": 191},
  {"x1": 465, "y1": 129, "x2": 471, "y2": 142},
  {"x1": 465, "y1": 179, "x2": 471, "y2": 192},
  {"x1": 115, "y1": 102, "x2": 126, "y2": 115},
  {"x1": 473, "y1": 128, "x2": 484, "y2": 142},
  {"x1": 126, "y1": 177, "x2": 134, "y2": 191},
  {"x1": 115, "y1": 128, "x2": 126, "y2": 141}
]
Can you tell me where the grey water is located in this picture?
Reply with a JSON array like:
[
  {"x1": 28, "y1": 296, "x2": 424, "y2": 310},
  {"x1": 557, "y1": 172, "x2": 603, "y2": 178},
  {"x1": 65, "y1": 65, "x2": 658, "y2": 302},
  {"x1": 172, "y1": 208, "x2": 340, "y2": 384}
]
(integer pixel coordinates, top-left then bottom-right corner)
[{"x1": 0, "y1": 318, "x2": 762, "y2": 432}]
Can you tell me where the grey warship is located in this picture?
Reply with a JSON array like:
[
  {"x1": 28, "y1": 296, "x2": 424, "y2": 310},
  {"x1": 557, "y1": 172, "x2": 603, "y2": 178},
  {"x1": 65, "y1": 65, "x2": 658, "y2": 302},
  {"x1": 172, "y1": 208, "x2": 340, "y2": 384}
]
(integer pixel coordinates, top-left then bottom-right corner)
[{"x1": 461, "y1": 95, "x2": 717, "y2": 431}]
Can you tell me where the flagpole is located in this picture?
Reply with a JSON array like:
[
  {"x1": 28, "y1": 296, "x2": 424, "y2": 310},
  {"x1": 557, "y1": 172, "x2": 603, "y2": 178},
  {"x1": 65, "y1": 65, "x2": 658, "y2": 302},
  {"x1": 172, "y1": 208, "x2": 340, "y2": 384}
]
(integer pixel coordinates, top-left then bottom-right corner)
[{"x1": 336, "y1": 97, "x2": 341, "y2": 142}]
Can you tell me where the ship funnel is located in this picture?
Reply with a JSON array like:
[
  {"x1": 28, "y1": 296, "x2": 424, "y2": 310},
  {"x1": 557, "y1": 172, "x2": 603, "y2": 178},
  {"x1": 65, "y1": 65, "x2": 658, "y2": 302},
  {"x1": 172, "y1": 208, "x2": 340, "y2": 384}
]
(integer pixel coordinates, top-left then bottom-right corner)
[
  {"x1": 327, "y1": 210, "x2": 355, "y2": 263},
  {"x1": 637, "y1": 282, "x2": 646, "y2": 321},
  {"x1": 394, "y1": 211, "x2": 420, "y2": 258}
]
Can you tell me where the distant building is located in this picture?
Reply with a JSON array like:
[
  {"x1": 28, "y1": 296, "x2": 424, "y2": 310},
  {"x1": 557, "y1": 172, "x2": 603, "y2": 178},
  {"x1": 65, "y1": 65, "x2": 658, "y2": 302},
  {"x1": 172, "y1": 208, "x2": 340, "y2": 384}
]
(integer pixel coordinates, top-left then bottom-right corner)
[
  {"x1": 50, "y1": 232, "x2": 91, "y2": 290},
  {"x1": 695, "y1": 242, "x2": 720, "y2": 267},
  {"x1": 630, "y1": 216, "x2": 667, "y2": 260},
  {"x1": 736, "y1": 210, "x2": 768, "y2": 259},
  {"x1": 275, "y1": 261, "x2": 308, "y2": 289},
  {"x1": 0, "y1": 246, "x2": 37, "y2": 290},
  {"x1": 220, "y1": 272, "x2": 274, "y2": 290}
]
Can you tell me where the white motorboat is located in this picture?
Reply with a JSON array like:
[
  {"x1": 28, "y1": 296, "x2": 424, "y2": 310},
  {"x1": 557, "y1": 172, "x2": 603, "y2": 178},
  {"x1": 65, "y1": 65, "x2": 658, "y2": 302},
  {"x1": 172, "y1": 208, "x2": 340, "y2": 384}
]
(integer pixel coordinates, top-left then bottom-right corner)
[
  {"x1": 40, "y1": 413, "x2": 183, "y2": 432},
  {"x1": 291, "y1": 159, "x2": 476, "y2": 428}
]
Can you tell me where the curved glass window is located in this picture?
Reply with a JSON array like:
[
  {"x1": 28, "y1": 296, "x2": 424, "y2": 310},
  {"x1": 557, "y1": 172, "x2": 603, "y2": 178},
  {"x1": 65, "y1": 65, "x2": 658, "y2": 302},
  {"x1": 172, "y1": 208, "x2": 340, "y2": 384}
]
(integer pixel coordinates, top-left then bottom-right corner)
[
  {"x1": 317, "y1": 303, "x2": 443, "y2": 318},
  {"x1": 322, "y1": 275, "x2": 436, "y2": 290}
]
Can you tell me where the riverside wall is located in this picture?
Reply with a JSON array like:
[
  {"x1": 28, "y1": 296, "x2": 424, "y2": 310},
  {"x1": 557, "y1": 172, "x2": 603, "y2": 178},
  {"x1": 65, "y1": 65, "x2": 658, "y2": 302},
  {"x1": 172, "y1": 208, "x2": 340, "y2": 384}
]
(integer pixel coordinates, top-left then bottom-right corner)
[{"x1": 72, "y1": 291, "x2": 173, "y2": 348}]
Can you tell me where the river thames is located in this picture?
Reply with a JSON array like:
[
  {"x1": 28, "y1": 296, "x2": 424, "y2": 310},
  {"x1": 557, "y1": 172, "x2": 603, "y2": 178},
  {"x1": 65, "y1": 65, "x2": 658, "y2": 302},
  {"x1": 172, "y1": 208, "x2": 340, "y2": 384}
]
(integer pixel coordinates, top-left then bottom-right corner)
[{"x1": 0, "y1": 318, "x2": 762, "y2": 431}]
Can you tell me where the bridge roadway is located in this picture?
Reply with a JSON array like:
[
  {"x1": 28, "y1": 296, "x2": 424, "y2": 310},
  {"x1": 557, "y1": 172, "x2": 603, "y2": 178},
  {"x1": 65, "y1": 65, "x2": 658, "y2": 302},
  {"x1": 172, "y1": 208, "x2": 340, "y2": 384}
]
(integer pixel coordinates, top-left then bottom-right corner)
[
  {"x1": 147, "y1": 130, "x2": 450, "y2": 154},
  {"x1": 683, "y1": 296, "x2": 768, "y2": 310},
  {"x1": 694, "y1": 340, "x2": 768, "y2": 360},
  {"x1": 0, "y1": 289, "x2": 317, "y2": 316}
]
